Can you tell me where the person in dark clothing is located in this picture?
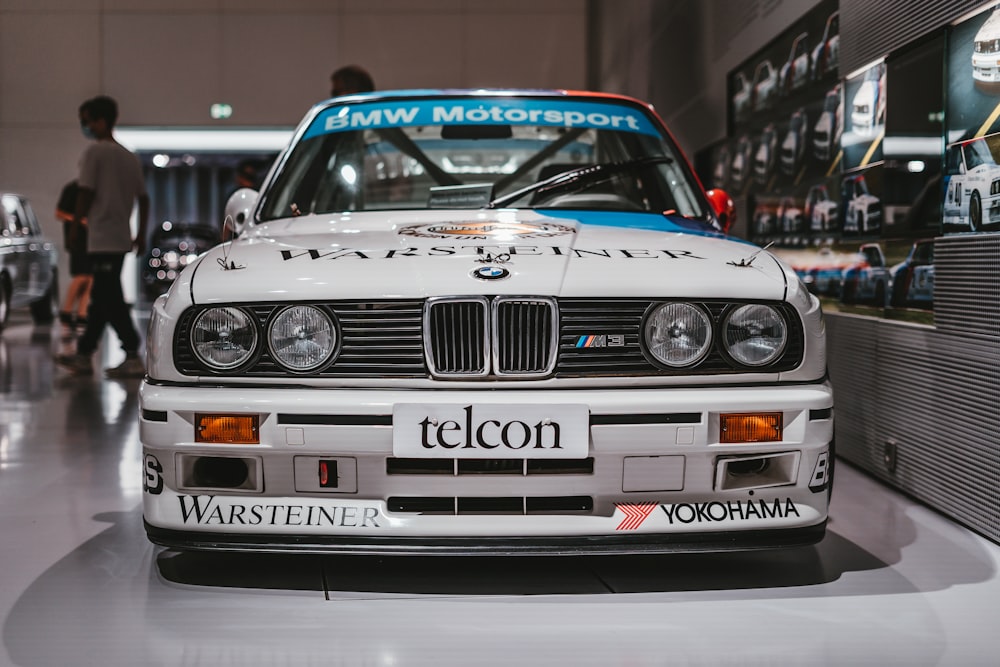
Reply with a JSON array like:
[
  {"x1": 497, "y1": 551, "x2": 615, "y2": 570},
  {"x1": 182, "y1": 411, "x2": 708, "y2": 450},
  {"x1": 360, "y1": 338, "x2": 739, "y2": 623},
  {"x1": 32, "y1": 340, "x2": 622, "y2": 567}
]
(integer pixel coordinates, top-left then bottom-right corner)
[
  {"x1": 55, "y1": 96, "x2": 149, "y2": 378},
  {"x1": 330, "y1": 65, "x2": 375, "y2": 97},
  {"x1": 55, "y1": 180, "x2": 92, "y2": 339}
]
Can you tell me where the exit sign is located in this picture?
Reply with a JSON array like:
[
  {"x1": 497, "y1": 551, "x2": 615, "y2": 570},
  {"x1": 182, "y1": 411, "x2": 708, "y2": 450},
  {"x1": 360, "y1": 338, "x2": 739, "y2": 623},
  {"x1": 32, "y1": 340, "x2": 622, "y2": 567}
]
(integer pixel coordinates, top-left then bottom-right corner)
[{"x1": 210, "y1": 103, "x2": 233, "y2": 120}]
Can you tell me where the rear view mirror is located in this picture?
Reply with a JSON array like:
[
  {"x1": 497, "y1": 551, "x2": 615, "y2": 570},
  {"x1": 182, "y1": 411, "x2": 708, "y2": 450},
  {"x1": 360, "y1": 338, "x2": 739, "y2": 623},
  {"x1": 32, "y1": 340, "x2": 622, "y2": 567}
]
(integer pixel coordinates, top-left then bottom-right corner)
[
  {"x1": 441, "y1": 125, "x2": 513, "y2": 140},
  {"x1": 224, "y1": 188, "x2": 258, "y2": 237},
  {"x1": 705, "y1": 189, "x2": 735, "y2": 234}
]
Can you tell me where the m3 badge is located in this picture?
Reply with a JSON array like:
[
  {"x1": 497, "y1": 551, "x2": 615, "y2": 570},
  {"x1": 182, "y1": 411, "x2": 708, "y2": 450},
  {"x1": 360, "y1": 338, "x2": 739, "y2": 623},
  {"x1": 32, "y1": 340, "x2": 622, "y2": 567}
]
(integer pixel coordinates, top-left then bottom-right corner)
[{"x1": 576, "y1": 334, "x2": 625, "y2": 348}]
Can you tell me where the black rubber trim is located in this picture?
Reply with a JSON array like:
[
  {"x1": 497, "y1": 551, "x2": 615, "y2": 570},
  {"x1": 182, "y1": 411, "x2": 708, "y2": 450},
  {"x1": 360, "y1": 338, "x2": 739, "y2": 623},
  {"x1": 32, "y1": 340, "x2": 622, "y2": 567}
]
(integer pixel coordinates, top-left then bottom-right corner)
[
  {"x1": 143, "y1": 377, "x2": 827, "y2": 391},
  {"x1": 141, "y1": 409, "x2": 169, "y2": 422},
  {"x1": 809, "y1": 408, "x2": 833, "y2": 421},
  {"x1": 277, "y1": 414, "x2": 392, "y2": 426},
  {"x1": 144, "y1": 520, "x2": 827, "y2": 556},
  {"x1": 591, "y1": 413, "x2": 701, "y2": 425},
  {"x1": 277, "y1": 413, "x2": 700, "y2": 427}
]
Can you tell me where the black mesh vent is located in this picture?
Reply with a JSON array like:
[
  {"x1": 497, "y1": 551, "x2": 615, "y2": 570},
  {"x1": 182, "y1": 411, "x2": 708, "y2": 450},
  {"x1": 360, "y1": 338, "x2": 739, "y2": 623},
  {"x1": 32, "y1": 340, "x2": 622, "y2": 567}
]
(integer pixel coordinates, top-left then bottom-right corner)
[
  {"x1": 426, "y1": 299, "x2": 488, "y2": 375},
  {"x1": 387, "y1": 496, "x2": 594, "y2": 515},
  {"x1": 495, "y1": 299, "x2": 556, "y2": 374}
]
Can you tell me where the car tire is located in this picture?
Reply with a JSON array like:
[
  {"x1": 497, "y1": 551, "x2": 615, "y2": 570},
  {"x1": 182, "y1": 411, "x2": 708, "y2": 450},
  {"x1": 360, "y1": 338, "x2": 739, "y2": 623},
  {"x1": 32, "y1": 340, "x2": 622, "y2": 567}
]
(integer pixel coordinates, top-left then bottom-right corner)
[
  {"x1": 970, "y1": 191, "x2": 982, "y2": 232},
  {"x1": 874, "y1": 281, "x2": 886, "y2": 308},
  {"x1": 29, "y1": 273, "x2": 58, "y2": 325}
]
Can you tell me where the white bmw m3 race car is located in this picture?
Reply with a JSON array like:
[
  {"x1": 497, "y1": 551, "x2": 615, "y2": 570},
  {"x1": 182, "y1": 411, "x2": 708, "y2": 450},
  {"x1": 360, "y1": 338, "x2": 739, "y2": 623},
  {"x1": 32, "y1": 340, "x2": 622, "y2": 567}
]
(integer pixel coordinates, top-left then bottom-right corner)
[{"x1": 140, "y1": 90, "x2": 833, "y2": 555}]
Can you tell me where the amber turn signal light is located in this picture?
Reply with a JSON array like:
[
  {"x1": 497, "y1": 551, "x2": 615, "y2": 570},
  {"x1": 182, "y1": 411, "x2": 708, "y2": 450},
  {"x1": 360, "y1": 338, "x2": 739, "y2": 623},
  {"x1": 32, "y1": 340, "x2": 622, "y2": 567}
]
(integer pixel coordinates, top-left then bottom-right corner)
[
  {"x1": 720, "y1": 412, "x2": 782, "y2": 443},
  {"x1": 195, "y1": 414, "x2": 260, "y2": 444}
]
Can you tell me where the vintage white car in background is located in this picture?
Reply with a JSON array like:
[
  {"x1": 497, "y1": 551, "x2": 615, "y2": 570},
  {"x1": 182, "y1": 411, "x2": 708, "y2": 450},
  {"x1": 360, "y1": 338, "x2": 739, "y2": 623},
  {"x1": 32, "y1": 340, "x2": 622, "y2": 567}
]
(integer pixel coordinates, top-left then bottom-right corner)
[
  {"x1": 843, "y1": 173, "x2": 882, "y2": 233},
  {"x1": 140, "y1": 90, "x2": 833, "y2": 555},
  {"x1": 972, "y1": 8, "x2": 1000, "y2": 87},
  {"x1": 943, "y1": 137, "x2": 1000, "y2": 231},
  {"x1": 812, "y1": 84, "x2": 842, "y2": 162},
  {"x1": 0, "y1": 193, "x2": 58, "y2": 331},
  {"x1": 806, "y1": 184, "x2": 838, "y2": 232},
  {"x1": 752, "y1": 60, "x2": 779, "y2": 112},
  {"x1": 779, "y1": 32, "x2": 810, "y2": 93}
]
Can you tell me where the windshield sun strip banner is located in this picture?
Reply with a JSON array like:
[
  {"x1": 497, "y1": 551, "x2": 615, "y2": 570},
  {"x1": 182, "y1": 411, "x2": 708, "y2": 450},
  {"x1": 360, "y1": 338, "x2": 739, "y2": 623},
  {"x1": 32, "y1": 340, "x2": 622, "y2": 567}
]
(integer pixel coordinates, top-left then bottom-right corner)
[
  {"x1": 540, "y1": 210, "x2": 739, "y2": 240},
  {"x1": 303, "y1": 98, "x2": 661, "y2": 140}
]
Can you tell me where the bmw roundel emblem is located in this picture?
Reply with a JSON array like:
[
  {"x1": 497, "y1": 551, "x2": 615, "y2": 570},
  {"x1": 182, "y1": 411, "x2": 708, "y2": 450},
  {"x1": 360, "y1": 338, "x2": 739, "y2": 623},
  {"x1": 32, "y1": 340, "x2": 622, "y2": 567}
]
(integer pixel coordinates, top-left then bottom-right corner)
[{"x1": 472, "y1": 265, "x2": 510, "y2": 281}]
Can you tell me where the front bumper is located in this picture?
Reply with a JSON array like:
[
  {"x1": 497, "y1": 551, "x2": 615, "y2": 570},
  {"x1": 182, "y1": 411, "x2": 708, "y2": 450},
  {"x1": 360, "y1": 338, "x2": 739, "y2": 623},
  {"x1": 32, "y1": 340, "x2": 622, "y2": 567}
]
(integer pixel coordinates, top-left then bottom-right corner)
[
  {"x1": 144, "y1": 520, "x2": 828, "y2": 556},
  {"x1": 140, "y1": 381, "x2": 834, "y2": 554},
  {"x1": 973, "y1": 56, "x2": 1000, "y2": 82}
]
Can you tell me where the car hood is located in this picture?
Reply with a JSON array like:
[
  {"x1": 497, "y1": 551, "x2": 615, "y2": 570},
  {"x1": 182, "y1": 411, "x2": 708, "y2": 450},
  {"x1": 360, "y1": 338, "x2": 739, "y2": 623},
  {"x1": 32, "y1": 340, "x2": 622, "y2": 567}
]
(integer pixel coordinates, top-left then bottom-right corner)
[{"x1": 188, "y1": 210, "x2": 790, "y2": 303}]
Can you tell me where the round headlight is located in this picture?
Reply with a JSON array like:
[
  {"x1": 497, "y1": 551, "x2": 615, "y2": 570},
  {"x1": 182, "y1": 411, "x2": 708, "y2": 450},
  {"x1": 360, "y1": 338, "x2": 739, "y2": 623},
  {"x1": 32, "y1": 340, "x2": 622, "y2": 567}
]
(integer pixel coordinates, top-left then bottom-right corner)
[
  {"x1": 268, "y1": 305, "x2": 337, "y2": 372},
  {"x1": 191, "y1": 307, "x2": 258, "y2": 370},
  {"x1": 644, "y1": 302, "x2": 712, "y2": 368},
  {"x1": 723, "y1": 304, "x2": 787, "y2": 366}
]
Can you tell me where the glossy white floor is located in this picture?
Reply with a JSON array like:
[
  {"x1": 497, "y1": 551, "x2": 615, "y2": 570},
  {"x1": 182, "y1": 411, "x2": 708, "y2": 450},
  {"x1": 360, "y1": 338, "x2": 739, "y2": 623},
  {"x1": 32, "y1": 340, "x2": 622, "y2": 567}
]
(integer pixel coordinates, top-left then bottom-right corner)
[{"x1": 1, "y1": 310, "x2": 998, "y2": 667}]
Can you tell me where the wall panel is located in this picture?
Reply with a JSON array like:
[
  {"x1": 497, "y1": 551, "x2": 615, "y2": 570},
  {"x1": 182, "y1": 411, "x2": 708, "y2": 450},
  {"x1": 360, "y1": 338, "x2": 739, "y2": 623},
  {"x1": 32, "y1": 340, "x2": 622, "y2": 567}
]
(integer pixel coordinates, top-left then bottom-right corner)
[
  {"x1": 840, "y1": 0, "x2": 990, "y2": 73},
  {"x1": 826, "y1": 231, "x2": 1000, "y2": 546},
  {"x1": 934, "y1": 235, "x2": 1000, "y2": 338}
]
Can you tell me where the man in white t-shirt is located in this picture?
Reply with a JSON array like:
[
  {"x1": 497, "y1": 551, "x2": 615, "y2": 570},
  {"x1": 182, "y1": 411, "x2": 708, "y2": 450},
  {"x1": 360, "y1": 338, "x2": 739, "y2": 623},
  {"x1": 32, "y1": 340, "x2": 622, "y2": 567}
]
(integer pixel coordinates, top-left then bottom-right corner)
[{"x1": 56, "y1": 96, "x2": 149, "y2": 378}]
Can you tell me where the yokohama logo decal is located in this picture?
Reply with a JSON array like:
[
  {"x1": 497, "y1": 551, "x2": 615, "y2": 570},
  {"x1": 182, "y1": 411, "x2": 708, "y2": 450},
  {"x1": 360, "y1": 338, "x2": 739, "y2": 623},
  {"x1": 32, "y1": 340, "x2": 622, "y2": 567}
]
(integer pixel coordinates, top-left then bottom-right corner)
[
  {"x1": 615, "y1": 503, "x2": 658, "y2": 530},
  {"x1": 615, "y1": 498, "x2": 803, "y2": 530}
]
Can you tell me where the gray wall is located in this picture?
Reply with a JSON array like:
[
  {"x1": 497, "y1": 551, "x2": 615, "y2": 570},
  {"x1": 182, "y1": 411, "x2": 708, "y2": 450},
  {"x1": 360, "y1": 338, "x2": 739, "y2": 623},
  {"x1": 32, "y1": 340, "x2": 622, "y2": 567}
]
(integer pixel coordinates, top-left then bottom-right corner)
[
  {"x1": 0, "y1": 0, "x2": 587, "y2": 277},
  {"x1": 827, "y1": 235, "x2": 1000, "y2": 542},
  {"x1": 592, "y1": 0, "x2": 819, "y2": 156},
  {"x1": 591, "y1": 0, "x2": 1000, "y2": 544}
]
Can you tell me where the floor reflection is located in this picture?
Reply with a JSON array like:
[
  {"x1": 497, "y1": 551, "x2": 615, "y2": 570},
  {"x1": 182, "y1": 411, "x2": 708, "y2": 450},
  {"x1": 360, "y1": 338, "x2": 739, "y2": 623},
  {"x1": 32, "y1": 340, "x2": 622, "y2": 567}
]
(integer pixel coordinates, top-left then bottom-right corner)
[
  {"x1": 1, "y1": 310, "x2": 998, "y2": 667},
  {"x1": 0, "y1": 321, "x2": 56, "y2": 402}
]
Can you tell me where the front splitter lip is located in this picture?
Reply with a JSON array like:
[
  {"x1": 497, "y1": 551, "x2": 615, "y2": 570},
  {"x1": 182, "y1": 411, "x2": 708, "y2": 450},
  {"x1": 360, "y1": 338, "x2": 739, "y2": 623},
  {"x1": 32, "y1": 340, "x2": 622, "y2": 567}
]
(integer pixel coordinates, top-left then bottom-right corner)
[{"x1": 145, "y1": 520, "x2": 827, "y2": 556}]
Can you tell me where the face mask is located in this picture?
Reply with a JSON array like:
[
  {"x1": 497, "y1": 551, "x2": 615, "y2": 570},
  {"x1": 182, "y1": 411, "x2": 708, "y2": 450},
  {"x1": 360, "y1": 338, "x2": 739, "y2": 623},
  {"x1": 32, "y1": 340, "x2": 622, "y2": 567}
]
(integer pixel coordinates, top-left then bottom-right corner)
[{"x1": 80, "y1": 121, "x2": 96, "y2": 140}]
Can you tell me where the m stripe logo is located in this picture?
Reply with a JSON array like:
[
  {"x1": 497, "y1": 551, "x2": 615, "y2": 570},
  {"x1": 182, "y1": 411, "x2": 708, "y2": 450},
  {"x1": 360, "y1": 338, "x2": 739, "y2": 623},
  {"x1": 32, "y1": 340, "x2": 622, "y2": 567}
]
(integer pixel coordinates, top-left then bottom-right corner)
[{"x1": 615, "y1": 503, "x2": 658, "y2": 530}]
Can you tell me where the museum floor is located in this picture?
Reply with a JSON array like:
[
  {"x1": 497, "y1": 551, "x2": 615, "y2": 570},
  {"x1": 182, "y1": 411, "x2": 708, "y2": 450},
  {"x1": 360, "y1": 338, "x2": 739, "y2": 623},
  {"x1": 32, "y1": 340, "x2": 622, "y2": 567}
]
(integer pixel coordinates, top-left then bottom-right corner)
[{"x1": 0, "y1": 309, "x2": 997, "y2": 667}]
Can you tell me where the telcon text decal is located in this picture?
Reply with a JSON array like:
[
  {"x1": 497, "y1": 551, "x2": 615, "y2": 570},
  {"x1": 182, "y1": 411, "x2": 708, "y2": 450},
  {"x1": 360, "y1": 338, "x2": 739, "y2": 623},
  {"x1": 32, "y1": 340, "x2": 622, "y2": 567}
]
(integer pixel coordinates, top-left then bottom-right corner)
[{"x1": 304, "y1": 98, "x2": 659, "y2": 139}]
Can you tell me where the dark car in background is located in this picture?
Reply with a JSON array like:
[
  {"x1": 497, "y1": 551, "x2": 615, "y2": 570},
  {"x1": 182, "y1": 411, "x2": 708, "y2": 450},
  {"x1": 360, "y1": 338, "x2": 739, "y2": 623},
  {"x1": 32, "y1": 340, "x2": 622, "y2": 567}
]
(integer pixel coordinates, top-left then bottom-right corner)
[
  {"x1": 142, "y1": 221, "x2": 220, "y2": 299},
  {"x1": 0, "y1": 193, "x2": 58, "y2": 331}
]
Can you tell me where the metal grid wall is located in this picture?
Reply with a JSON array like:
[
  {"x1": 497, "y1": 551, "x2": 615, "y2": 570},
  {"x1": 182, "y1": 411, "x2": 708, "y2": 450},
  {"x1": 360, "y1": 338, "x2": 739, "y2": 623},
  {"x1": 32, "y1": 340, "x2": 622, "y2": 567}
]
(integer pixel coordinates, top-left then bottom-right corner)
[
  {"x1": 827, "y1": 313, "x2": 1000, "y2": 543},
  {"x1": 840, "y1": 0, "x2": 989, "y2": 73},
  {"x1": 934, "y1": 235, "x2": 1000, "y2": 337}
]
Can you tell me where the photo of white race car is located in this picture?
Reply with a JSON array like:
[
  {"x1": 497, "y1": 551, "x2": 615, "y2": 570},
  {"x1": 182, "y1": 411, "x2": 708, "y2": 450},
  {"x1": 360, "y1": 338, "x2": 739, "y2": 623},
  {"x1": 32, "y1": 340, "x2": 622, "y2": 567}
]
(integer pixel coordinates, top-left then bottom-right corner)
[
  {"x1": 972, "y1": 8, "x2": 1000, "y2": 87},
  {"x1": 943, "y1": 137, "x2": 1000, "y2": 231},
  {"x1": 140, "y1": 90, "x2": 833, "y2": 555}
]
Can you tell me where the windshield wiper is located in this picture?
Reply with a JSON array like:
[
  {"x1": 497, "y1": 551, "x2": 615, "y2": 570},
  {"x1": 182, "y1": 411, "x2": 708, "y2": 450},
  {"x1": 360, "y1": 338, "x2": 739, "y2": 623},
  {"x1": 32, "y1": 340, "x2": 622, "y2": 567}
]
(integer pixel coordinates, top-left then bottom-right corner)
[{"x1": 486, "y1": 156, "x2": 674, "y2": 209}]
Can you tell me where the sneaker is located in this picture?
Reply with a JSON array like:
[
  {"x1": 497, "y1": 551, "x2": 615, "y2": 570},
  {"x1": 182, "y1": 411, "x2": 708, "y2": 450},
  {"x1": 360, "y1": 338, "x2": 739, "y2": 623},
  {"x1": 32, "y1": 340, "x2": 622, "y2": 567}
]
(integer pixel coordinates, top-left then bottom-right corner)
[
  {"x1": 55, "y1": 353, "x2": 94, "y2": 375},
  {"x1": 59, "y1": 312, "x2": 76, "y2": 341},
  {"x1": 104, "y1": 356, "x2": 145, "y2": 379}
]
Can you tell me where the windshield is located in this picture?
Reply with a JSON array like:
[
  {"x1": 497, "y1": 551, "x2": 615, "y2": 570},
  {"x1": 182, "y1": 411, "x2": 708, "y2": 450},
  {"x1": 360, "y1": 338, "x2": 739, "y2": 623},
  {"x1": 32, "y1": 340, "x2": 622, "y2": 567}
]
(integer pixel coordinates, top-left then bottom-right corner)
[
  {"x1": 964, "y1": 139, "x2": 995, "y2": 169},
  {"x1": 257, "y1": 96, "x2": 709, "y2": 222}
]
